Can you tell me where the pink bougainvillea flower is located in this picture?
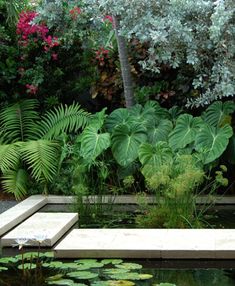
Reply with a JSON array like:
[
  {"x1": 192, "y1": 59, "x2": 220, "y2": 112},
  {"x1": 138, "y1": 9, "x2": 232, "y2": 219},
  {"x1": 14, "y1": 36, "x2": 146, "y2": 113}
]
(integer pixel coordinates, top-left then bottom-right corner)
[
  {"x1": 103, "y1": 15, "x2": 113, "y2": 23},
  {"x1": 69, "y1": 6, "x2": 81, "y2": 20},
  {"x1": 51, "y1": 53, "x2": 58, "y2": 61}
]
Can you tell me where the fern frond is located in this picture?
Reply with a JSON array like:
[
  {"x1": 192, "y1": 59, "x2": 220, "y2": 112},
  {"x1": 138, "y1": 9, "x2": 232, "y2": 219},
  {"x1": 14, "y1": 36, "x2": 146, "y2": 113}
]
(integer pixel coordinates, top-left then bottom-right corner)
[
  {"x1": 2, "y1": 169, "x2": 28, "y2": 200},
  {"x1": 0, "y1": 143, "x2": 20, "y2": 173},
  {"x1": 20, "y1": 140, "x2": 60, "y2": 182},
  {"x1": 38, "y1": 103, "x2": 90, "y2": 140},
  {"x1": 0, "y1": 99, "x2": 40, "y2": 143}
]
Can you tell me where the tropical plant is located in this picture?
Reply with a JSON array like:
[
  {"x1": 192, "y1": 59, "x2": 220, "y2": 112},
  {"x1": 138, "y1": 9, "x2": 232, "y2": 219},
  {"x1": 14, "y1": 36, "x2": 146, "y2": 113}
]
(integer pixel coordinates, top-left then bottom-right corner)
[
  {"x1": 75, "y1": 100, "x2": 234, "y2": 198},
  {"x1": 0, "y1": 99, "x2": 89, "y2": 199}
]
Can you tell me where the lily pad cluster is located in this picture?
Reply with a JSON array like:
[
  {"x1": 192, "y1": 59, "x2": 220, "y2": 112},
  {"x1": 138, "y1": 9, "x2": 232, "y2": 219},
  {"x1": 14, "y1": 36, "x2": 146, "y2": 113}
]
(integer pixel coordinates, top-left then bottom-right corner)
[{"x1": 0, "y1": 253, "x2": 176, "y2": 286}]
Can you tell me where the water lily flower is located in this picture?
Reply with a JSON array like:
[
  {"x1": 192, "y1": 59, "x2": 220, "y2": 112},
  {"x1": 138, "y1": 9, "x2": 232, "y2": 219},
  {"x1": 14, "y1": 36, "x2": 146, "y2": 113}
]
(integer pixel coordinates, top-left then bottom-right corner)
[
  {"x1": 33, "y1": 232, "x2": 48, "y2": 244},
  {"x1": 12, "y1": 238, "x2": 30, "y2": 250}
]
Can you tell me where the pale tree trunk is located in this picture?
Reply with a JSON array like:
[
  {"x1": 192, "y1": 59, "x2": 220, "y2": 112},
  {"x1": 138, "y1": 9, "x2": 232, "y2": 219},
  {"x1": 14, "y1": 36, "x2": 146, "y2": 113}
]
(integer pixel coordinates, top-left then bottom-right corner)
[{"x1": 113, "y1": 15, "x2": 135, "y2": 108}]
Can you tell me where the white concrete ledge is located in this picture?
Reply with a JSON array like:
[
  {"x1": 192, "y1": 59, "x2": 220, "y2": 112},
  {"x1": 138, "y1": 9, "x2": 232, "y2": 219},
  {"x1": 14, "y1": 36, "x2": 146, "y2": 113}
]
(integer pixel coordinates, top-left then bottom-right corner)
[
  {"x1": 44, "y1": 195, "x2": 235, "y2": 205},
  {"x1": 1, "y1": 212, "x2": 78, "y2": 247},
  {"x1": 54, "y1": 229, "x2": 235, "y2": 259},
  {"x1": 0, "y1": 195, "x2": 47, "y2": 236}
]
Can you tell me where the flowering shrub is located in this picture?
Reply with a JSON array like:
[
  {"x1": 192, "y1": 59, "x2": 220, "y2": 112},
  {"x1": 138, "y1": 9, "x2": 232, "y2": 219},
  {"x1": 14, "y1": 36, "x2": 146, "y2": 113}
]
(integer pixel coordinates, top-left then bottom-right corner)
[{"x1": 95, "y1": 47, "x2": 110, "y2": 66}]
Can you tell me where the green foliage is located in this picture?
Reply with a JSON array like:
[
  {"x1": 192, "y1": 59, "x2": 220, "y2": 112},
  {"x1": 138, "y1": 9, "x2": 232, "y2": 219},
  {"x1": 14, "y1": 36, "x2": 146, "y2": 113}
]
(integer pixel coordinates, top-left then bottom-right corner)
[
  {"x1": 0, "y1": 99, "x2": 39, "y2": 142},
  {"x1": 169, "y1": 114, "x2": 203, "y2": 151},
  {"x1": 87, "y1": 0, "x2": 235, "y2": 106},
  {"x1": 111, "y1": 123, "x2": 147, "y2": 167},
  {"x1": 0, "y1": 100, "x2": 89, "y2": 199},
  {"x1": 195, "y1": 124, "x2": 233, "y2": 164}
]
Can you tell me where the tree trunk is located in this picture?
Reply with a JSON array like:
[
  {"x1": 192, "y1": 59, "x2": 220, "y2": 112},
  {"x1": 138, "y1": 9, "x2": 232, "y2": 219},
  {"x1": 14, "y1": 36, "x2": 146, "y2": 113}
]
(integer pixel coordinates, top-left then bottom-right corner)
[{"x1": 113, "y1": 15, "x2": 135, "y2": 108}]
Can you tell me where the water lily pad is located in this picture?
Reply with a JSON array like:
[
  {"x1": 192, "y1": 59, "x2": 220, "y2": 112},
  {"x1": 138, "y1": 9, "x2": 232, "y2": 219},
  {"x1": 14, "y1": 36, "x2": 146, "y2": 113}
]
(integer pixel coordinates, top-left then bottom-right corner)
[
  {"x1": 59, "y1": 263, "x2": 82, "y2": 270},
  {"x1": 21, "y1": 252, "x2": 40, "y2": 259},
  {"x1": 18, "y1": 263, "x2": 37, "y2": 270},
  {"x1": 47, "y1": 279, "x2": 75, "y2": 285},
  {"x1": 74, "y1": 259, "x2": 97, "y2": 264},
  {"x1": 47, "y1": 261, "x2": 64, "y2": 268},
  {"x1": 154, "y1": 284, "x2": 176, "y2": 286},
  {"x1": 77, "y1": 262, "x2": 104, "y2": 268},
  {"x1": 103, "y1": 268, "x2": 130, "y2": 275},
  {"x1": 46, "y1": 274, "x2": 64, "y2": 281},
  {"x1": 67, "y1": 271, "x2": 99, "y2": 280},
  {"x1": 109, "y1": 272, "x2": 153, "y2": 280},
  {"x1": 101, "y1": 259, "x2": 123, "y2": 265},
  {"x1": 0, "y1": 257, "x2": 18, "y2": 264},
  {"x1": 92, "y1": 281, "x2": 135, "y2": 286},
  {"x1": 115, "y1": 263, "x2": 142, "y2": 270},
  {"x1": 0, "y1": 266, "x2": 8, "y2": 271},
  {"x1": 42, "y1": 251, "x2": 54, "y2": 258}
]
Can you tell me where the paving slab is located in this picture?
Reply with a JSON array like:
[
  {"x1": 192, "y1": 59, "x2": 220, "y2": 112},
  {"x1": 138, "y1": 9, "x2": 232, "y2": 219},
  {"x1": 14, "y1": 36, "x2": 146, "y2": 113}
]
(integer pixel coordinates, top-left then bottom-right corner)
[
  {"x1": 1, "y1": 212, "x2": 78, "y2": 247},
  {"x1": 0, "y1": 195, "x2": 47, "y2": 236},
  {"x1": 54, "y1": 229, "x2": 235, "y2": 259}
]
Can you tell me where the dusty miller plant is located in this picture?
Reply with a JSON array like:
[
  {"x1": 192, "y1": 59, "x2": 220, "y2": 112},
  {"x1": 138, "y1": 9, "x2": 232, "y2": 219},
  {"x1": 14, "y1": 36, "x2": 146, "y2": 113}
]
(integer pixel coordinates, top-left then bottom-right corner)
[{"x1": 85, "y1": 0, "x2": 235, "y2": 107}]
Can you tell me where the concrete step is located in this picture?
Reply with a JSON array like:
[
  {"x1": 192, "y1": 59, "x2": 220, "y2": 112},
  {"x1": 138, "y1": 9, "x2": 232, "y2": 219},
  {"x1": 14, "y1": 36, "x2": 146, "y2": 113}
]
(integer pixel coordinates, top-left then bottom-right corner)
[
  {"x1": 1, "y1": 212, "x2": 78, "y2": 247},
  {"x1": 54, "y1": 228, "x2": 235, "y2": 259},
  {"x1": 0, "y1": 196, "x2": 47, "y2": 236}
]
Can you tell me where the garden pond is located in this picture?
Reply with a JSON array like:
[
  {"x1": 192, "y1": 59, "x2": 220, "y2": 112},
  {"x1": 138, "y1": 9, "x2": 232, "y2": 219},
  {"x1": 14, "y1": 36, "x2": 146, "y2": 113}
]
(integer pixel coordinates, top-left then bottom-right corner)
[{"x1": 1, "y1": 204, "x2": 235, "y2": 285}]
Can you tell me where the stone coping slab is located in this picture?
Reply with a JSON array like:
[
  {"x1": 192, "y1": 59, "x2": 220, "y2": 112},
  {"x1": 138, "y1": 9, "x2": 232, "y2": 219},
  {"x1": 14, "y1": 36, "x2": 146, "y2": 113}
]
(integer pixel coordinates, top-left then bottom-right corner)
[
  {"x1": 1, "y1": 193, "x2": 235, "y2": 236},
  {"x1": 54, "y1": 229, "x2": 235, "y2": 259},
  {"x1": 1, "y1": 212, "x2": 78, "y2": 247},
  {"x1": 0, "y1": 195, "x2": 47, "y2": 236}
]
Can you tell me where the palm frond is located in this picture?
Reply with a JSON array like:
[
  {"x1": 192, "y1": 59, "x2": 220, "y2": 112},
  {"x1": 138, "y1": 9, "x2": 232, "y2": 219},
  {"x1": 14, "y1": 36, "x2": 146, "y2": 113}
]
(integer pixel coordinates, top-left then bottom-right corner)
[
  {"x1": 20, "y1": 140, "x2": 60, "y2": 182},
  {"x1": 2, "y1": 169, "x2": 28, "y2": 200},
  {"x1": 0, "y1": 143, "x2": 20, "y2": 173},
  {"x1": 0, "y1": 99, "x2": 40, "y2": 143},
  {"x1": 38, "y1": 103, "x2": 90, "y2": 140}
]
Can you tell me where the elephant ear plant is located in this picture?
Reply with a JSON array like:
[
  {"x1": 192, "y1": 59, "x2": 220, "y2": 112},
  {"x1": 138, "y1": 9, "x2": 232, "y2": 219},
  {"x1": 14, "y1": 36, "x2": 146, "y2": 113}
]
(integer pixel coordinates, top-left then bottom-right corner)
[{"x1": 0, "y1": 99, "x2": 90, "y2": 199}]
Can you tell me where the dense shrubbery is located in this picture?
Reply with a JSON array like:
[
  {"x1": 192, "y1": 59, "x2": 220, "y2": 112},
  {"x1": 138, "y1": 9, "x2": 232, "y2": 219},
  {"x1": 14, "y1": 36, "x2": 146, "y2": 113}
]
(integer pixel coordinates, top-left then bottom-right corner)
[{"x1": 0, "y1": 0, "x2": 234, "y2": 225}]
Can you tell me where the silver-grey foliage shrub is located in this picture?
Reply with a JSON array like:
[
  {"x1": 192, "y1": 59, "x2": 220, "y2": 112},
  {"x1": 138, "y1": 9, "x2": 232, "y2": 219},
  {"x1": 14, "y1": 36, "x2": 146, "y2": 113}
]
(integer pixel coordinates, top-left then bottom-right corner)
[{"x1": 85, "y1": 0, "x2": 235, "y2": 107}]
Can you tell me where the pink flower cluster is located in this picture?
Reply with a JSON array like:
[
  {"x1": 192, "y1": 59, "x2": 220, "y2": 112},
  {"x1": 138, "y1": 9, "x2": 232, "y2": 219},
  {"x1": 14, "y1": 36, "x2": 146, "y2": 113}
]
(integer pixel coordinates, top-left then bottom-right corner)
[
  {"x1": 26, "y1": 84, "x2": 38, "y2": 95},
  {"x1": 95, "y1": 47, "x2": 109, "y2": 66},
  {"x1": 17, "y1": 10, "x2": 59, "y2": 58},
  {"x1": 69, "y1": 6, "x2": 81, "y2": 20}
]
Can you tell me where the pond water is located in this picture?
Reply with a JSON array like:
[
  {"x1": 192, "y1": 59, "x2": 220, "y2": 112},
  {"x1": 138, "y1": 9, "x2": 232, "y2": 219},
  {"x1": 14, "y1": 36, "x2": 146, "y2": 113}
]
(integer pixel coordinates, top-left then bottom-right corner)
[{"x1": 1, "y1": 204, "x2": 235, "y2": 285}]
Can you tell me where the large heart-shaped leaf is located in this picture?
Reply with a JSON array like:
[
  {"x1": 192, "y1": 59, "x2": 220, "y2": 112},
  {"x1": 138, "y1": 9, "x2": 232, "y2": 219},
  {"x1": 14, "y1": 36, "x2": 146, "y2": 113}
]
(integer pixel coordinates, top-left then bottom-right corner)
[
  {"x1": 195, "y1": 124, "x2": 233, "y2": 164},
  {"x1": 138, "y1": 142, "x2": 173, "y2": 177},
  {"x1": 169, "y1": 114, "x2": 203, "y2": 150},
  {"x1": 203, "y1": 101, "x2": 235, "y2": 127},
  {"x1": 105, "y1": 108, "x2": 131, "y2": 132},
  {"x1": 111, "y1": 123, "x2": 147, "y2": 167},
  {"x1": 80, "y1": 126, "x2": 110, "y2": 162},
  {"x1": 148, "y1": 119, "x2": 173, "y2": 144}
]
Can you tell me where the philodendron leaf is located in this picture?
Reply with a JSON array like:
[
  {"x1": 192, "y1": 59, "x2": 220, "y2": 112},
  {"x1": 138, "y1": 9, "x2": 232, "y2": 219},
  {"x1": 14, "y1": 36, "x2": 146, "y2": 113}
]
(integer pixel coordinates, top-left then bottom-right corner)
[
  {"x1": 169, "y1": 114, "x2": 203, "y2": 150},
  {"x1": 111, "y1": 123, "x2": 147, "y2": 167},
  {"x1": 139, "y1": 142, "x2": 173, "y2": 177},
  {"x1": 148, "y1": 119, "x2": 173, "y2": 144},
  {"x1": 105, "y1": 108, "x2": 131, "y2": 132},
  {"x1": 80, "y1": 126, "x2": 110, "y2": 163},
  {"x1": 195, "y1": 124, "x2": 233, "y2": 164},
  {"x1": 203, "y1": 101, "x2": 235, "y2": 127}
]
